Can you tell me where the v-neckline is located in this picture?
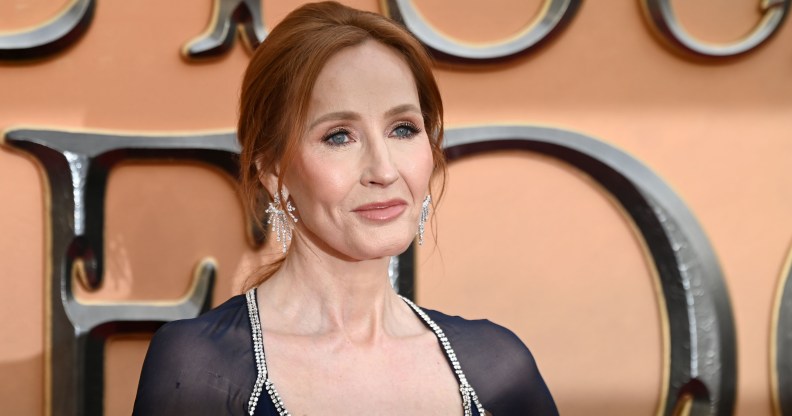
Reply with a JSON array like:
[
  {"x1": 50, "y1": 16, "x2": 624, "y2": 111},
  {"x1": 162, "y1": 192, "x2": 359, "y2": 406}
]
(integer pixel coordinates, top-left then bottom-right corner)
[{"x1": 244, "y1": 288, "x2": 485, "y2": 416}]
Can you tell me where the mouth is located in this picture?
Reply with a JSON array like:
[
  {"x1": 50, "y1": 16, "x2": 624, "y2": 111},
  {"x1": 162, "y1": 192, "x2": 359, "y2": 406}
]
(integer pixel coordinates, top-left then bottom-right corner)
[{"x1": 352, "y1": 199, "x2": 408, "y2": 221}]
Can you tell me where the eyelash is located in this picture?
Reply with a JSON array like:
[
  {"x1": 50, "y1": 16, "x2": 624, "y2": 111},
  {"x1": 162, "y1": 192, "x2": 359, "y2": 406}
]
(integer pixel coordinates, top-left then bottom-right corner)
[
  {"x1": 322, "y1": 128, "x2": 353, "y2": 147},
  {"x1": 390, "y1": 122, "x2": 422, "y2": 139},
  {"x1": 321, "y1": 122, "x2": 423, "y2": 147}
]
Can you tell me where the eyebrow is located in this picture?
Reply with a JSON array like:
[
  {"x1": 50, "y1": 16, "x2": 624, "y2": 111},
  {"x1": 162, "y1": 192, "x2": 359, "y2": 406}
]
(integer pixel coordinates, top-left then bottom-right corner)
[
  {"x1": 308, "y1": 111, "x2": 360, "y2": 130},
  {"x1": 384, "y1": 103, "x2": 421, "y2": 118},
  {"x1": 308, "y1": 104, "x2": 422, "y2": 130}
]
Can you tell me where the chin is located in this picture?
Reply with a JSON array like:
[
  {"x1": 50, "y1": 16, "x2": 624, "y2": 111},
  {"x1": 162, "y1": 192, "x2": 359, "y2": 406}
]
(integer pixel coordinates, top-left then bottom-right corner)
[{"x1": 353, "y1": 235, "x2": 415, "y2": 260}]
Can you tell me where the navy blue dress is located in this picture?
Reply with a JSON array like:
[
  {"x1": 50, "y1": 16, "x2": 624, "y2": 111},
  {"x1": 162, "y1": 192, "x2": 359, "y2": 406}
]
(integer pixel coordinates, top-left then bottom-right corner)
[{"x1": 133, "y1": 294, "x2": 558, "y2": 415}]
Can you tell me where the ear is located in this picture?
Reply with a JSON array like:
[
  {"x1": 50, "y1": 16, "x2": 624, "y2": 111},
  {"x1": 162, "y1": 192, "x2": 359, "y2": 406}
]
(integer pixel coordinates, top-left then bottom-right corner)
[
  {"x1": 256, "y1": 161, "x2": 289, "y2": 200},
  {"x1": 258, "y1": 169, "x2": 278, "y2": 197}
]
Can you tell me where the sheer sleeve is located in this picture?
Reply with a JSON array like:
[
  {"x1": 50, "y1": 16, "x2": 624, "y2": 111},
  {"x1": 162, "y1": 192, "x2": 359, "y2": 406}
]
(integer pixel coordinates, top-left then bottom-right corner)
[
  {"x1": 133, "y1": 296, "x2": 257, "y2": 416},
  {"x1": 427, "y1": 310, "x2": 559, "y2": 415}
]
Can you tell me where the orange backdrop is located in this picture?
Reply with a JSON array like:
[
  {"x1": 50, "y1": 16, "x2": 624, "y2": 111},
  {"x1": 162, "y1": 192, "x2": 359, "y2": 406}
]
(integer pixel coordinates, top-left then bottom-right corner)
[{"x1": 1, "y1": 1, "x2": 791, "y2": 415}]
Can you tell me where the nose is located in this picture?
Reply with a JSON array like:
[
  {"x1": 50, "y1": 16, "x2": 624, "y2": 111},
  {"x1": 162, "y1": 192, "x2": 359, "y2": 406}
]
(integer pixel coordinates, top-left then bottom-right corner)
[{"x1": 360, "y1": 134, "x2": 399, "y2": 187}]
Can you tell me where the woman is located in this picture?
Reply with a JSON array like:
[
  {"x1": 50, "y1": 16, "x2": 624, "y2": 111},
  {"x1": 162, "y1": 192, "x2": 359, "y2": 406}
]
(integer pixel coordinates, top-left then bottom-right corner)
[{"x1": 133, "y1": 2, "x2": 557, "y2": 415}]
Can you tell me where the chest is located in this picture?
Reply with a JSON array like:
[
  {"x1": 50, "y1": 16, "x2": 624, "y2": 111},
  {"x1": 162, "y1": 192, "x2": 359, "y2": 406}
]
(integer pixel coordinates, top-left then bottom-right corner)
[
  {"x1": 244, "y1": 290, "x2": 485, "y2": 416},
  {"x1": 262, "y1": 334, "x2": 463, "y2": 416}
]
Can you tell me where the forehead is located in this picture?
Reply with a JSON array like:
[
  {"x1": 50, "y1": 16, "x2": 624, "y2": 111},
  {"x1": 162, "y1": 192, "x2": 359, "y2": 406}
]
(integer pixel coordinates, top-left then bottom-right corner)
[{"x1": 308, "y1": 40, "x2": 420, "y2": 116}]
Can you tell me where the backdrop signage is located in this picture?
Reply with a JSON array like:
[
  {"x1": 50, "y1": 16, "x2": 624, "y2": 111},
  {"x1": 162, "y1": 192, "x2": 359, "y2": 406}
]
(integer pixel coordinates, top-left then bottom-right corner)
[
  {"x1": 0, "y1": 0, "x2": 789, "y2": 61},
  {"x1": 4, "y1": 1, "x2": 792, "y2": 416}
]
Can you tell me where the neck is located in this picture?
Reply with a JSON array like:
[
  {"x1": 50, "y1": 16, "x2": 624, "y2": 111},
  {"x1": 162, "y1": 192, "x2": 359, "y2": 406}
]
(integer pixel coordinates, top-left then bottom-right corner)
[{"x1": 257, "y1": 236, "x2": 410, "y2": 344}]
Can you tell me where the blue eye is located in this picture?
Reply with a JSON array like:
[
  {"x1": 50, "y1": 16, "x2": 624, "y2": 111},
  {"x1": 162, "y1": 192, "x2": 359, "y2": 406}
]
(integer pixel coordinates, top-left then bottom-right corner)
[
  {"x1": 324, "y1": 130, "x2": 351, "y2": 146},
  {"x1": 392, "y1": 123, "x2": 420, "y2": 139}
]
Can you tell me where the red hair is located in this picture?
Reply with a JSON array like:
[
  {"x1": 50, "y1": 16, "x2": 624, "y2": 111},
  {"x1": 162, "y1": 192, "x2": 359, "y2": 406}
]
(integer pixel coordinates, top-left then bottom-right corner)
[{"x1": 237, "y1": 1, "x2": 445, "y2": 287}]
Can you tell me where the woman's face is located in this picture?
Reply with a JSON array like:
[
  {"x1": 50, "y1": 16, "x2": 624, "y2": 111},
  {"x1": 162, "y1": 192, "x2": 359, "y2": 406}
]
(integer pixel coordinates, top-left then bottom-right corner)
[{"x1": 283, "y1": 40, "x2": 434, "y2": 261}]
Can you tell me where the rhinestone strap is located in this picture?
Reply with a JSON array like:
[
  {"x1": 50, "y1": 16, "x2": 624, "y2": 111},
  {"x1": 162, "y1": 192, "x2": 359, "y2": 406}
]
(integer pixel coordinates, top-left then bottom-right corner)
[
  {"x1": 246, "y1": 289, "x2": 291, "y2": 416},
  {"x1": 399, "y1": 295, "x2": 486, "y2": 416},
  {"x1": 245, "y1": 288, "x2": 485, "y2": 415}
]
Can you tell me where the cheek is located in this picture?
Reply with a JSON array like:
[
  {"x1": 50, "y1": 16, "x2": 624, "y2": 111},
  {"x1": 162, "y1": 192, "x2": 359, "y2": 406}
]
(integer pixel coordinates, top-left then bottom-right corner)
[
  {"x1": 398, "y1": 140, "x2": 435, "y2": 196},
  {"x1": 288, "y1": 153, "x2": 353, "y2": 214}
]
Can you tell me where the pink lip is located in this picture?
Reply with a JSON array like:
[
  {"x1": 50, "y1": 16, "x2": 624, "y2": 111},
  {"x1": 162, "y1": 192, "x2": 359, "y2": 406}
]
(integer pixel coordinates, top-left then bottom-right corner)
[{"x1": 352, "y1": 199, "x2": 408, "y2": 221}]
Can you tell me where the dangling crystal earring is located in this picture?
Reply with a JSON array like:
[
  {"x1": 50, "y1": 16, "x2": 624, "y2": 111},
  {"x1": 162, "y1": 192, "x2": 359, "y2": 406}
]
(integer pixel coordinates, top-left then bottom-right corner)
[
  {"x1": 418, "y1": 195, "x2": 431, "y2": 246},
  {"x1": 265, "y1": 190, "x2": 298, "y2": 253}
]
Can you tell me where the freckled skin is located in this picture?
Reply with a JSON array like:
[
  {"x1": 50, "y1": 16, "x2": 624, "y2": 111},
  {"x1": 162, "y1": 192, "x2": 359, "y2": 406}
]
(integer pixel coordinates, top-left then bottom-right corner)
[{"x1": 283, "y1": 40, "x2": 434, "y2": 261}]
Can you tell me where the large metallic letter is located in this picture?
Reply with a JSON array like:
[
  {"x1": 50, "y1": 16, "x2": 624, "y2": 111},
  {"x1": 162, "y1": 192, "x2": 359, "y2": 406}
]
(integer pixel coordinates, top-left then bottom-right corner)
[
  {"x1": 1, "y1": 129, "x2": 252, "y2": 415},
  {"x1": 183, "y1": 0, "x2": 266, "y2": 59},
  {"x1": 0, "y1": 0, "x2": 95, "y2": 60},
  {"x1": 442, "y1": 126, "x2": 736, "y2": 415},
  {"x1": 772, "y1": 246, "x2": 792, "y2": 415},
  {"x1": 383, "y1": 0, "x2": 580, "y2": 62},
  {"x1": 641, "y1": 0, "x2": 790, "y2": 57}
]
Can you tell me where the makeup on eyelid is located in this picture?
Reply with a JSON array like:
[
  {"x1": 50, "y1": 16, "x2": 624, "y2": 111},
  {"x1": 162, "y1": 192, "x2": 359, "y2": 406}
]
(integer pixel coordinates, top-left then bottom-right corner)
[{"x1": 321, "y1": 122, "x2": 422, "y2": 147}]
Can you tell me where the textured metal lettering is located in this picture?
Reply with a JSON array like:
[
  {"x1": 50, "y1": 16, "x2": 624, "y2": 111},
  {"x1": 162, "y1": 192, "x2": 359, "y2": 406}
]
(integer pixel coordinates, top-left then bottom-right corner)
[
  {"x1": 772, "y1": 251, "x2": 792, "y2": 415},
  {"x1": 0, "y1": 0, "x2": 95, "y2": 60},
  {"x1": 443, "y1": 126, "x2": 736, "y2": 416},
  {"x1": 1, "y1": 129, "x2": 250, "y2": 415},
  {"x1": 182, "y1": 0, "x2": 266, "y2": 59},
  {"x1": 384, "y1": 0, "x2": 580, "y2": 62},
  {"x1": 642, "y1": 0, "x2": 790, "y2": 57}
]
